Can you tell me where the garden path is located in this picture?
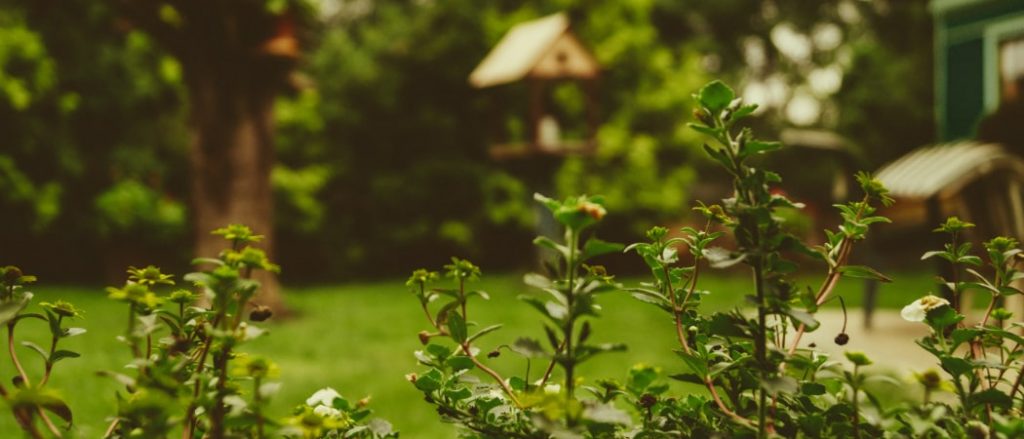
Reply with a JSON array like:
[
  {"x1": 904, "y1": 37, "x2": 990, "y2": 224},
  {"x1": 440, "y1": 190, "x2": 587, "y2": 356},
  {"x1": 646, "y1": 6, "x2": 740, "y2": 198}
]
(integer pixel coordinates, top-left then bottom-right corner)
[{"x1": 793, "y1": 309, "x2": 933, "y2": 375}]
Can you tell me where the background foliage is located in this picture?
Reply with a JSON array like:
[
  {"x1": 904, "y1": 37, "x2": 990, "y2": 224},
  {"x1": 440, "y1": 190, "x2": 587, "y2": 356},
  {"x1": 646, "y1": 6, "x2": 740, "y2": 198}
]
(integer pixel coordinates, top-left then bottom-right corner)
[{"x1": 0, "y1": 0, "x2": 933, "y2": 282}]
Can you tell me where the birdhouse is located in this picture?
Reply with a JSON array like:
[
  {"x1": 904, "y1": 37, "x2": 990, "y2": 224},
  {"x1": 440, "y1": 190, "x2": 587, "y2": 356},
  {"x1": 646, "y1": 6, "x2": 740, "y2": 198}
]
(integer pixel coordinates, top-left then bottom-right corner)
[{"x1": 469, "y1": 13, "x2": 601, "y2": 160}]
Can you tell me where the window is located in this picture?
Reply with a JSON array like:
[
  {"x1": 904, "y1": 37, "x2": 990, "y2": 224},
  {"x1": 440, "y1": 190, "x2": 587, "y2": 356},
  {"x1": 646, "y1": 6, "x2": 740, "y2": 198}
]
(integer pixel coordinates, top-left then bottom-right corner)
[{"x1": 999, "y1": 36, "x2": 1024, "y2": 103}]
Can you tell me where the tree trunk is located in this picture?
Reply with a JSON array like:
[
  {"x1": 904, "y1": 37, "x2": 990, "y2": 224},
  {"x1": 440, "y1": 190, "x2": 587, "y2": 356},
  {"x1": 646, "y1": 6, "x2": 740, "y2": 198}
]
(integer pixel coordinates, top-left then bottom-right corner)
[{"x1": 187, "y1": 73, "x2": 285, "y2": 313}]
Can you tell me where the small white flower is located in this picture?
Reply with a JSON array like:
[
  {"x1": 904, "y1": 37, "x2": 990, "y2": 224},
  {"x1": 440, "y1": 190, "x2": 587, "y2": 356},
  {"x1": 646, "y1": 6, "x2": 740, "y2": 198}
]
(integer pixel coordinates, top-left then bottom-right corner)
[
  {"x1": 544, "y1": 384, "x2": 561, "y2": 395},
  {"x1": 306, "y1": 387, "x2": 341, "y2": 407},
  {"x1": 313, "y1": 404, "x2": 341, "y2": 418},
  {"x1": 901, "y1": 295, "x2": 950, "y2": 322}
]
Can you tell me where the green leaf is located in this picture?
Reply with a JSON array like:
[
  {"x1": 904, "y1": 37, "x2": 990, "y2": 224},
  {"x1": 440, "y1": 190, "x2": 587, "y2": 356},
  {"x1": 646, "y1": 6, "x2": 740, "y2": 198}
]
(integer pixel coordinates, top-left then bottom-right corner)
[
  {"x1": 64, "y1": 327, "x2": 86, "y2": 337},
  {"x1": 731, "y1": 104, "x2": 758, "y2": 120},
  {"x1": 838, "y1": 265, "x2": 892, "y2": 283},
  {"x1": 50, "y1": 350, "x2": 80, "y2": 364},
  {"x1": 425, "y1": 344, "x2": 452, "y2": 361},
  {"x1": 761, "y1": 375, "x2": 798, "y2": 396},
  {"x1": 801, "y1": 382, "x2": 826, "y2": 396},
  {"x1": 971, "y1": 388, "x2": 1013, "y2": 408},
  {"x1": 702, "y1": 247, "x2": 745, "y2": 269},
  {"x1": 413, "y1": 370, "x2": 443, "y2": 391},
  {"x1": 844, "y1": 351, "x2": 873, "y2": 367},
  {"x1": 745, "y1": 140, "x2": 783, "y2": 155},
  {"x1": 447, "y1": 313, "x2": 467, "y2": 343},
  {"x1": 510, "y1": 337, "x2": 547, "y2": 358},
  {"x1": 523, "y1": 273, "x2": 553, "y2": 290},
  {"x1": 950, "y1": 328, "x2": 982, "y2": 349},
  {"x1": 940, "y1": 356, "x2": 972, "y2": 378},
  {"x1": 675, "y1": 350, "x2": 708, "y2": 377},
  {"x1": 21, "y1": 341, "x2": 49, "y2": 362},
  {"x1": 0, "y1": 293, "x2": 32, "y2": 325},
  {"x1": 927, "y1": 306, "x2": 963, "y2": 329},
  {"x1": 446, "y1": 356, "x2": 475, "y2": 371},
  {"x1": 533, "y1": 236, "x2": 569, "y2": 258},
  {"x1": 697, "y1": 80, "x2": 735, "y2": 113},
  {"x1": 467, "y1": 324, "x2": 502, "y2": 343},
  {"x1": 786, "y1": 309, "x2": 820, "y2": 331},
  {"x1": 688, "y1": 123, "x2": 720, "y2": 138},
  {"x1": 581, "y1": 238, "x2": 624, "y2": 262}
]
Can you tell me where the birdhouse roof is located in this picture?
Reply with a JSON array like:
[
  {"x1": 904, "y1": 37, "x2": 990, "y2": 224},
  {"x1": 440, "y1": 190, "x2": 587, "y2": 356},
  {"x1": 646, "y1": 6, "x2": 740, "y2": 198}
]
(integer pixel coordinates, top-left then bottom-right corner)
[
  {"x1": 875, "y1": 141, "x2": 1024, "y2": 200},
  {"x1": 469, "y1": 13, "x2": 599, "y2": 88}
]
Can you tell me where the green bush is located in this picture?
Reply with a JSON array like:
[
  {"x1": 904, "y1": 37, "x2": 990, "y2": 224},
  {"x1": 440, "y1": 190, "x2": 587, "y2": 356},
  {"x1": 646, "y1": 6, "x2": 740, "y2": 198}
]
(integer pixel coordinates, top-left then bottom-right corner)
[
  {"x1": 3, "y1": 81, "x2": 1023, "y2": 438},
  {"x1": 403, "y1": 82, "x2": 1024, "y2": 438}
]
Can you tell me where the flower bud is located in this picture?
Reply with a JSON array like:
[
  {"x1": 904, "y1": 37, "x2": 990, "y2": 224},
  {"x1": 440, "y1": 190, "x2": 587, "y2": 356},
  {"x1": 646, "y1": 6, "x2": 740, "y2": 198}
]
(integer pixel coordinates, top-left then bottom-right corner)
[
  {"x1": 918, "y1": 370, "x2": 941, "y2": 390},
  {"x1": 834, "y1": 333, "x2": 849, "y2": 346},
  {"x1": 249, "y1": 305, "x2": 273, "y2": 322},
  {"x1": 487, "y1": 349, "x2": 501, "y2": 358},
  {"x1": 966, "y1": 420, "x2": 990, "y2": 439},
  {"x1": 405, "y1": 373, "x2": 418, "y2": 384},
  {"x1": 579, "y1": 201, "x2": 606, "y2": 220},
  {"x1": 418, "y1": 331, "x2": 431, "y2": 345},
  {"x1": 3, "y1": 266, "x2": 22, "y2": 283},
  {"x1": 639, "y1": 393, "x2": 657, "y2": 408}
]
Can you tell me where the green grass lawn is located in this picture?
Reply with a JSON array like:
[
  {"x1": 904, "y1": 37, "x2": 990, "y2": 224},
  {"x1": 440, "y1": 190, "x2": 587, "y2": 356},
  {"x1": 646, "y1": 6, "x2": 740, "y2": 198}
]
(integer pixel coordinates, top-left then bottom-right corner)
[{"x1": 0, "y1": 269, "x2": 936, "y2": 437}]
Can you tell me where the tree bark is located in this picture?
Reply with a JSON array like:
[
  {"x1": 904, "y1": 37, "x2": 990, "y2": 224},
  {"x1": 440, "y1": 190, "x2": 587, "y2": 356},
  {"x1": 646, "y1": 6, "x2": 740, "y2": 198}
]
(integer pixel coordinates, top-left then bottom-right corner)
[
  {"x1": 113, "y1": 1, "x2": 297, "y2": 312},
  {"x1": 187, "y1": 72, "x2": 285, "y2": 312}
]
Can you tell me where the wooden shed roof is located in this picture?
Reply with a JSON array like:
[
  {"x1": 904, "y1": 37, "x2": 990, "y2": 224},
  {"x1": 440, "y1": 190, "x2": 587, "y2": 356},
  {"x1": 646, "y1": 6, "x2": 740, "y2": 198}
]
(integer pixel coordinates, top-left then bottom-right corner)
[
  {"x1": 875, "y1": 141, "x2": 1024, "y2": 200},
  {"x1": 469, "y1": 13, "x2": 599, "y2": 88}
]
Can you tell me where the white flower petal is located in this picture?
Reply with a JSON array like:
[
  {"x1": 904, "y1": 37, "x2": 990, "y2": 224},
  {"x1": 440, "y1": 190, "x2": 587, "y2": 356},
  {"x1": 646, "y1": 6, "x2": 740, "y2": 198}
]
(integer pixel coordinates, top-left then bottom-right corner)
[
  {"x1": 306, "y1": 387, "x2": 341, "y2": 407},
  {"x1": 313, "y1": 404, "x2": 341, "y2": 418},
  {"x1": 901, "y1": 301, "x2": 926, "y2": 322}
]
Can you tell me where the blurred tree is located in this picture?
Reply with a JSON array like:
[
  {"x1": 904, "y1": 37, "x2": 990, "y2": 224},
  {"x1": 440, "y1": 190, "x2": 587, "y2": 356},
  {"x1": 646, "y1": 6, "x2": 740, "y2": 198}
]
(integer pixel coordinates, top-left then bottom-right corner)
[
  {"x1": 0, "y1": 0, "x2": 934, "y2": 281},
  {"x1": 111, "y1": 0, "x2": 316, "y2": 308},
  {"x1": 0, "y1": 1, "x2": 189, "y2": 281}
]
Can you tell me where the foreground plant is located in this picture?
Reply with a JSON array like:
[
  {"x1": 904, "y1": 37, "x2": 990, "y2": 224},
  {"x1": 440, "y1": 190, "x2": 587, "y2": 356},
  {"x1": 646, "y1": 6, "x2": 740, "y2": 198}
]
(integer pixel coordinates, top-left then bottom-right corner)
[
  {"x1": 100, "y1": 225, "x2": 394, "y2": 439},
  {"x1": 898, "y1": 218, "x2": 1024, "y2": 437},
  {"x1": 407, "y1": 195, "x2": 629, "y2": 437},
  {"x1": 0, "y1": 266, "x2": 83, "y2": 438},
  {"x1": 408, "y1": 81, "x2": 909, "y2": 438}
]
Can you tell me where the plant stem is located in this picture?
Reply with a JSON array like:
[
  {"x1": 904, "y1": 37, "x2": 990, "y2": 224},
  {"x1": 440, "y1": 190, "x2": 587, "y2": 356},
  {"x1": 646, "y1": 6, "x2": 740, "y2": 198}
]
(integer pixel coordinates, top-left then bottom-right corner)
[
  {"x1": 787, "y1": 239, "x2": 853, "y2": 355},
  {"x1": 460, "y1": 342, "x2": 522, "y2": 407},
  {"x1": 754, "y1": 259, "x2": 768, "y2": 439},
  {"x1": 852, "y1": 366, "x2": 861, "y2": 439},
  {"x1": 563, "y1": 229, "x2": 579, "y2": 424},
  {"x1": 36, "y1": 406, "x2": 62, "y2": 438},
  {"x1": 664, "y1": 259, "x2": 749, "y2": 424},
  {"x1": 39, "y1": 316, "x2": 62, "y2": 387},
  {"x1": 254, "y1": 376, "x2": 264, "y2": 439},
  {"x1": 8, "y1": 322, "x2": 30, "y2": 386}
]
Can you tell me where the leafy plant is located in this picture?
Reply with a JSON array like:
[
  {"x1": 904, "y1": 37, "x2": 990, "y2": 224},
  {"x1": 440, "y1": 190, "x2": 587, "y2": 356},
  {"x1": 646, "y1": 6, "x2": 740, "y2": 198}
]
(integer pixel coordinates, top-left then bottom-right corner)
[
  {"x1": 899, "y1": 218, "x2": 1024, "y2": 436},
  {"x1": 98, "y1": 224, "x2": 394, "y2": 439},
  {"x1": 407, "y1": 195, "x2": 629, "y2": 437},
  {"x1": 0, "y1": 266, "x2": 83, "y2": 438},
  {"x1": 408, "y1": 81, "x2": 910, "y2": 438},
  {"x1": 2, "y1": 226, "x2": 394, "y2": 438}
]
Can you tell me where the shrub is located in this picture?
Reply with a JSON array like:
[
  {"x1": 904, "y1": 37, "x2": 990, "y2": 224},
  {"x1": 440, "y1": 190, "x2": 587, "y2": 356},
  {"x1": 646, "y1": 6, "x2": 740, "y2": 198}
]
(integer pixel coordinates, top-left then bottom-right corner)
[
  {"x1": 406, "y1": 81, "x2": 1024, "y2": 438},
  {"x1": 1, "y1": 225, "x2": 395, "y2": 439}
]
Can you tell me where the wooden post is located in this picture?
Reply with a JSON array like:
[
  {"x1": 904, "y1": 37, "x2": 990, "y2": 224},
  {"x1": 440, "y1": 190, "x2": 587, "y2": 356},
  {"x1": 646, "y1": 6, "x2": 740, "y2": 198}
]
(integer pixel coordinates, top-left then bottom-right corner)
[{"x1": 528, "y1": 79, "x2": 545, "y2": 151}]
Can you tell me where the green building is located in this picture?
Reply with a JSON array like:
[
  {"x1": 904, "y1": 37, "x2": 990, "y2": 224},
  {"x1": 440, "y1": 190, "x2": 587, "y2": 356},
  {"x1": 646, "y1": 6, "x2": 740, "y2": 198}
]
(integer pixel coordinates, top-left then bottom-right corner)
[{"x1": 933, "y1": 0, "x2": 1024, "y2": 140}]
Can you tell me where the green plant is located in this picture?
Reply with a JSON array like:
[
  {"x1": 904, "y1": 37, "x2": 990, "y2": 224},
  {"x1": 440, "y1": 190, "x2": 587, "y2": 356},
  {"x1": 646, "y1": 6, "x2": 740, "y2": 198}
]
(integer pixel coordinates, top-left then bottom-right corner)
[
  {"x1": 897, "y1": 218, "x2": 1024, "y2": 436},
  {"x1": 0, "y1": 266, "x2": 83, "y2": 438},
  {"x1": 99, "y1": 224, "x2": 394, "y2": 439},
  {"x1": 407, "y1": 81, "x2": 909, "y2": 438},
  {"x1": 407, "y1": 195, "x2": 629, "y2": 437},
  {"x1": 0, "y1": 224, "x2": 395, "y2": 435}
]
